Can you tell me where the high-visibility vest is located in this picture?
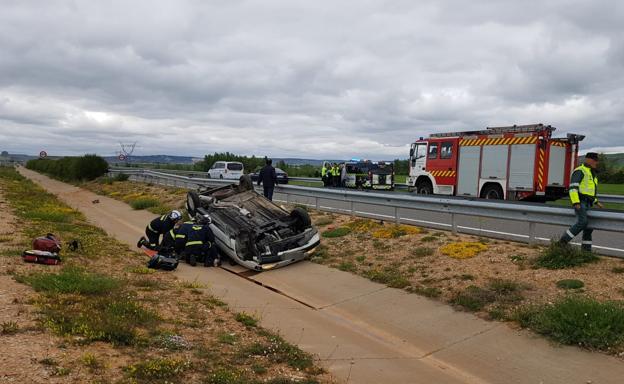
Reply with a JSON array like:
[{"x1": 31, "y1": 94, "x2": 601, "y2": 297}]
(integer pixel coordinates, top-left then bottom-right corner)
[
  {"x1": 321, "y1": 166, "x2": 327, "y2": 177},
  {"x1": 569, "y1": 164, "x2": 598, "y2": 204}
]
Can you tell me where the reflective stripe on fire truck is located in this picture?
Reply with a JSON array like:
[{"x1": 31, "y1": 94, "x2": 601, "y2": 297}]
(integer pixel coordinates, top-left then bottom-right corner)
[
  {"x1": 459, "y1": 136, "x2": 538, "y2": 146},
  {"x1": 537, "y1": 147, "x2": 546, "y2": 190},
  {"x1": 429, "y1": 170, "x2": 457, "y2": 177}
]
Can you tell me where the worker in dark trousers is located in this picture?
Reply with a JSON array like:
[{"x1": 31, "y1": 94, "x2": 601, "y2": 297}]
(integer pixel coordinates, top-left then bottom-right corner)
[
  {"x1": 321, "y1": 162, "x2": 329, "y2": 187},
  {"x1": 559, "y1": 152, "x2": 604, "y2": 252},
  {"x1": 138, "y1": 210, "x2": 182, "y2": 250},
  {"x1": 176, "y1": 215, "x2": 218, "y2": 267},
  {"x1": 158, "y1": 226, "x2": 179, "y2": 256},
  {"x1": 257, "y1": 158, "x2": 278, "y2": 201}
]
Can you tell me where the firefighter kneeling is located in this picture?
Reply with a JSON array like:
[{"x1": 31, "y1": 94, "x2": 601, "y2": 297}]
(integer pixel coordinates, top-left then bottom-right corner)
[{"x1": 176, "y1": 214, "x2": 220, "y2": 267}]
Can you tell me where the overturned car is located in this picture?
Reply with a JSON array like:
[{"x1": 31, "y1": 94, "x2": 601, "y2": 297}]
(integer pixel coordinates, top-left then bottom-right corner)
[{"x1": 186, "y1": 176, "x2": 320, "y2": 271}]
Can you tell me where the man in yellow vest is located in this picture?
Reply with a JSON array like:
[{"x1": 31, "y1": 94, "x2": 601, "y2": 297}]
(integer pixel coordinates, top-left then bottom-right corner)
[
  {"x1": 559, "y1": 152, "x2": 604, "y2": 252},
  {"x1": 321, "y1": 162, "x2": 329, "y2": 187}
]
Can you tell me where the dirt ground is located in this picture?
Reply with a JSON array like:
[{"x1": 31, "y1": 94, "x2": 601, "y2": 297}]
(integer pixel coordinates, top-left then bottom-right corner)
[
  {"x1": 307, "y1": 210, "x2": 624, "y2": 317},
  {"x1": 0, "y1": 174, "x2": 331, "y2": 383}
]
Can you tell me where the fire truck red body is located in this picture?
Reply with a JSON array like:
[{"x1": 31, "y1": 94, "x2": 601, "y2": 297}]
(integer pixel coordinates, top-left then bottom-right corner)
[{"x1": 407, "y1": 124, "x2": 584, "y2": 201}]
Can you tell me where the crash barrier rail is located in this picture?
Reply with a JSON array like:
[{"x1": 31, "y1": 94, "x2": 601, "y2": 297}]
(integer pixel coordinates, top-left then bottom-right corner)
[
  {"x1": 108, "y1": 168, "x2": 624, "y2": 257},
  {"x1": 108, "y1": 167, "x2": 624, "y2": 204}
]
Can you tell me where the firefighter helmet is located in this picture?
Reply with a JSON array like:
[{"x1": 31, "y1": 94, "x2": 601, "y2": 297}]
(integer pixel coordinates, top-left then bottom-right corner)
[{"x1": 169, "y1": 210, "x2": 182, "y2": 221}]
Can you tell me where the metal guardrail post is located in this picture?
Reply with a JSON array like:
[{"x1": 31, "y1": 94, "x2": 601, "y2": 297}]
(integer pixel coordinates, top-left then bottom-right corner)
[
  {"x1": 394, "y1": 206, "x2": 400, "y2": 224},
  {"x1": 528, "y1": 222, "x2": 536, "y2": 245},
  {"x1": 350, "y1": 201, "x2": 355, "y2": 217},
  {"x1": 315, "y1": 196, "x2": 319, "y2": 210},
  {"x1": 451, "y1": 213, "x2": 458, "y2": 234}
]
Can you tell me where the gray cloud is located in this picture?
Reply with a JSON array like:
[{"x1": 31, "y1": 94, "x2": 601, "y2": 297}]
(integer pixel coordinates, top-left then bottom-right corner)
[{"x1": 0, "y1": 0, "x2": 622, "y2": 159}]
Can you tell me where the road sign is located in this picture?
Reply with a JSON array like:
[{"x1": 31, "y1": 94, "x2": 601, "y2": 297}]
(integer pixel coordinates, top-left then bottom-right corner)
[
  {"x1": 39, "y1": 151, "x2": 47, "y2": 159},
  {"x1": 118, "y1": 154, "x2": 127, "y2": 161}
]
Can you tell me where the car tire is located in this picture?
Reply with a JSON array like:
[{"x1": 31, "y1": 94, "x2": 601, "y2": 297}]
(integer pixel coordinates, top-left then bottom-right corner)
[
  {"x1": 238, "y1": 175, "x2": 253, "y2": 191},
  {"x1": 187, "y1": 190, "x2": 201, "y2": 217},
  {"x1": 480, "y1": 184, "x2": 504, "y2": 200},
  {"x1": 416, "y1": 180, "x2": 433, "y2": 195},
  {"x1": 219, "y1": 174, "x2": 223, "y2": 179},
  {"x1": 207, "y1": 173, "x2": 211, "y2": 179},
  {"x1": 290, "y1": 207, "x2": 311, "y2": 229}
]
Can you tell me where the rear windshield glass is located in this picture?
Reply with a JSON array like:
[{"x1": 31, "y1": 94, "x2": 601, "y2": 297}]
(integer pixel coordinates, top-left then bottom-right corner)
[{"x1": 227, "y1": 163, "x2": 243, "y2": 171}]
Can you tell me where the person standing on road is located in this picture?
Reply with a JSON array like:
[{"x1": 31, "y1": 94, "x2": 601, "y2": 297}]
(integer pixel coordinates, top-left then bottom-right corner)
[
  {"x1": 321, "y1": 162, "x2": 329, "y2": 187},
  {"x1": 558, "y1": 152, "x2": 604, "y2": 252},
  {"x1": 258, "y1": 158, "x2": 278, "y2": 201}
]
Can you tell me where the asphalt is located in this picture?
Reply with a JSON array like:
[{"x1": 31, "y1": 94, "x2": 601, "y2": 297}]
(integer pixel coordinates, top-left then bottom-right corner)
[{"x1": 19, "y1": 167, "x2": 624, "y2": 384}]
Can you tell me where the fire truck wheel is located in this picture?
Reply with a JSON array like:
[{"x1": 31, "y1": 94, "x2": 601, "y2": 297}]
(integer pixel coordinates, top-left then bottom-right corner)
[
  {"x1": 416, "y1": 180, "x2": 433, "y2": 195},
  {"x1": 480, "y1": 184, "x2": 504, "y2": 200}
]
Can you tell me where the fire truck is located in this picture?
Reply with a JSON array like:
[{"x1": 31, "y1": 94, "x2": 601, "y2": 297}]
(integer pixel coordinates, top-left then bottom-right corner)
[{"x1": 407, "y1": 124, "x2": 585, "y2": 201}]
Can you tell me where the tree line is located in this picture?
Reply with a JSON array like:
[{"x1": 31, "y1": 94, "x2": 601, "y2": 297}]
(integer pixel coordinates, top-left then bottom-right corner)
[{"x1": 26, "y1": 155, "x2": 109, "y2": 181}]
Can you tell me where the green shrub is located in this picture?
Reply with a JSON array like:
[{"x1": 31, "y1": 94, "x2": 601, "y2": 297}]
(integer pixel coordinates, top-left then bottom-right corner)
[
  {"x1": 235, "y1": 312, "x2": 258, "y2": 327},
  {"x1": 451, "y1": 286, "x2": 495, "y2": 311},
  {"x1": 534, "y1": 241, "x2": 599, "y2": 269},
  {"x1": 555, "y1": 279, "x2": 584, "y2": 289},
  {"x1": 409, "y1": 286, "x2": 441, "y2": 298},
  {"x1": 321, "y1": 227, "x2": 351, "y2": 238},
  {"x1": 411, "y1": 247, "x2": 434, "y2": 258},
  {"x1": 124, "y1": 358, "x2": 190, "y2": 381},
  {"x1": 420, "y1": 236, "x2": 437, "y2": 242},
  {"x1": 611, "y1": 267, "x2": 624, "y2": 274},
  {"x1": 26, "y1": 155, "x2": 109, "y2": 181},
  {"x1": 17, "y1": 267, "x2": 122, "y2": 295},
  {"x1": 515, "y1": 297, "x2": 624, "y2": 350},
  {"x1": 364, "y1": 266, "x2": 410, "y2": 289},
  {"x1": 114, "y1": 173, "x2": 130, "y2": 182},
  {"x1": 338, "y1": 261, "x2": 356, "y2": 272},
  {"x1": 1, "y1": 321, "x2": 19, "y2": 334},
  {"x1": 130, "y1": 197, "x2": 159, "y2": 210}
]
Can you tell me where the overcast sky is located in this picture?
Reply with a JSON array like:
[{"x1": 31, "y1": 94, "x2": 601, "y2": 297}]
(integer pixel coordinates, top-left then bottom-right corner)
[{"x1": 1, "y1": 0, "x2": 623, "y2": 160}]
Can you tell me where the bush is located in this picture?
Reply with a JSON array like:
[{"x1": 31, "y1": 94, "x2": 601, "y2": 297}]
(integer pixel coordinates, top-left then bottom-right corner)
[
  {"x1": 556, "y1": 279, "x2": 584, "y2": 290},
  {"x1": 235, "y1": 312, "x2": 258, "y2": 327},
  {"x1": 451, "y1": 286, "x2": 495, "y2": 311},
  {"x1": 534, "y1": 241, "x2": 599, "y2": 269},
  {"x1": 114, "y1": 173, "x2": 130, "y2": 182},
  {"x1": 124, "y1": 358, "x2": 190, "y2": 381},
  {"x1": 516, "y1": 297, "x2": 624, "y2": 350},
  {"x1": 130, "y1": 197, "x2": 159, "y2": 210},
  {"x1": 26, "y1": 155, "x2": 109, "y2": 181}
]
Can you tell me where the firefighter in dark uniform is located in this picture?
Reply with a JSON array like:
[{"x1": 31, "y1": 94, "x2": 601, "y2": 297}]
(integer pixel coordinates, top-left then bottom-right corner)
[
  {"x1": 176, "y1": 215, "x2": 218, "y2": 267},
  {"x1": 559, "y1": 152, "x2": 604, "y2": 252},
  {"x1": 257, "y1": 158, "x2": 278, "y2": 201},
  {"x1": 158, "y1": 226, "x2": 178, "y2": 256},
  {"x1": 138, "y1": 210, "x2": 182, "y2": 250}
]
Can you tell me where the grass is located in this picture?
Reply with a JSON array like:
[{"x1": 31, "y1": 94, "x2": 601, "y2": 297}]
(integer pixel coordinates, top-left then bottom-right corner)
[
  {"x1": 420, "y1": 236, "x2": 438, "y2": 242},
  {"x1": 124, "y1": 358, "x2": 190, "y2": 382},
  {"x1": 242, "y1": 330, "x2": 315, "y2": 371},
  {"x1": 597, "y1": 183, "x2": 624, "y2": 195},
  {"x1": 129, "y1": 197, "x2": 160, "y2": 210},
  {"x1": 364, "y1": 265, "x2": 411, "y2": 289},
  {"x1": 408, "y1": 286, "x2": 441, "y2": 298},
  {"x1": 534, "y1": 241, "x2": 599, "y2": 269},
  {"x1": 411, "y1": 247, "x2": 434, "y2": 258},
  {"x1": 338, "y1": 261, "x2": 356, "y2": 272},
  {"x1": 235, "y1": 312, "x2": 258, "y2": 327},
  {"x1": 2, "y1": 166, "x2": 327, "y2": 383},
  {"x1": 515, "y1": 296, "x2": 624, "y2": 351},
  {"x1": 321, "y1": 227, "x2": 351, "y2": 238},
  {"x1": 16, "y1": 266, "x2": 122, "y2": 295},
  {"x1": 1, "y1": 321, "x2": 19, "y2": 335},
  {"x1": 314, "y1": 217, "x2": 334, "y2": 226},
  {"x1": 452, "y1": 279, "x2": 525, "y2": 312},
  {"x1": 611, "y1": 267, "x2": 624, "y2": 274},
  {"x1": 556, "y1": 279, "x2": 585, "y2": 290}
]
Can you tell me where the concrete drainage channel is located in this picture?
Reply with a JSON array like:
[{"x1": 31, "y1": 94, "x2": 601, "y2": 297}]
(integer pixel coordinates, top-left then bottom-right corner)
[{"x1": 220, "y1": 262, "x2": 319, "y2": 310}]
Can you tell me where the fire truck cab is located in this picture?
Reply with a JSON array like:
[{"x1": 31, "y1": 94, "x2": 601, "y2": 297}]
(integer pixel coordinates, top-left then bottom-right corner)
[{"x1": 408, "y1": 124, "x2": 584, "y2": 201}]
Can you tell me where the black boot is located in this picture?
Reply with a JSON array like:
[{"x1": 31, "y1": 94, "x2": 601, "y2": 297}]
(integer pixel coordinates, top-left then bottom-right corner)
[{"x1": 189, "y1": 254, "x2": 197, "y2": 267}]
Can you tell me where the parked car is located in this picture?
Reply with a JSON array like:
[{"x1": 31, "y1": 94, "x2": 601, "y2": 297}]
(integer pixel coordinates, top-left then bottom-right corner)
[
  {"x1": 185, "y1": 176, "x2": 319, "y2": 271},
  {"x1": 249, "y1": 167, "x2": 289, "y2": 184},
  {"x1": 207, "y1": 161, "x2": 244, "y2": 180}
]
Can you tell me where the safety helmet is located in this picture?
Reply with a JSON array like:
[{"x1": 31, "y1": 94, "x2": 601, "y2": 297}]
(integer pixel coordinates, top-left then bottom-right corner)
[
  {"x1": 169, "y1": 210, "x2": 182, "y2": 221},
  {"x1": 198, "y1": 214, "x2": 212, "y2": 225}
]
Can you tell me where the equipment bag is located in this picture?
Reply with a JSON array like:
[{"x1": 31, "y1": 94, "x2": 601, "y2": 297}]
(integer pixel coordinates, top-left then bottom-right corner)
[
  {"x1": 147, "y1": 254, "x2": 179, "y2": 271},
  {"x1": 33, "y1": 234, "x2": 61, "y2": 253},
  {"x1": 22, "y1": 250, "x2": 61, "y2": 265}
]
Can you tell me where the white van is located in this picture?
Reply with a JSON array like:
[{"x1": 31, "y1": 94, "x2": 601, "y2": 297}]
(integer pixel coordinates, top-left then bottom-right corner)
[{"x1": 207, "y1": 161, "x2": 244, "y2": 180}]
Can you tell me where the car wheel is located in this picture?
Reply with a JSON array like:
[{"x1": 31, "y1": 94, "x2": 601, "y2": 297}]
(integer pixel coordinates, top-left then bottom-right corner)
[
  {"x1": 238, "y1": 175, "x2": 253, "y2": 191},
  {"x1": 207, "y1": 173, "x2": 211, "y2": 179},
  {"x1": 480, "y1": 184, "x2": 504, "y2": 200},
  {"x1": 290, "y1": 207, "x2": 312, "y2": 229},
  {"x1": 220, "y1": 174, "x2": 223, "y2": 179},
  {"x1": 187, "y1": 190, "x2": 201, "y2": 217},
  {"x1": 416, "y1": 180, "x2": 433, "y2": 194}
]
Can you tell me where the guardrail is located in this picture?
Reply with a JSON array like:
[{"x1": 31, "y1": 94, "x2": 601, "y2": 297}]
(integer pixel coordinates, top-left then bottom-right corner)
[
  {"x1": 109, "y1": 166, "x2": 624, "y2": 204},
  {"x1": 109, "y1": 168, "x2": 624, "y2": 257}
]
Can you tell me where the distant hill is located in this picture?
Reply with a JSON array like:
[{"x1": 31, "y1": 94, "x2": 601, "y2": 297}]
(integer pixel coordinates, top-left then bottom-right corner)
[{"x1": 103, "y1": 155, "x2": 203, "y2": 164}]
